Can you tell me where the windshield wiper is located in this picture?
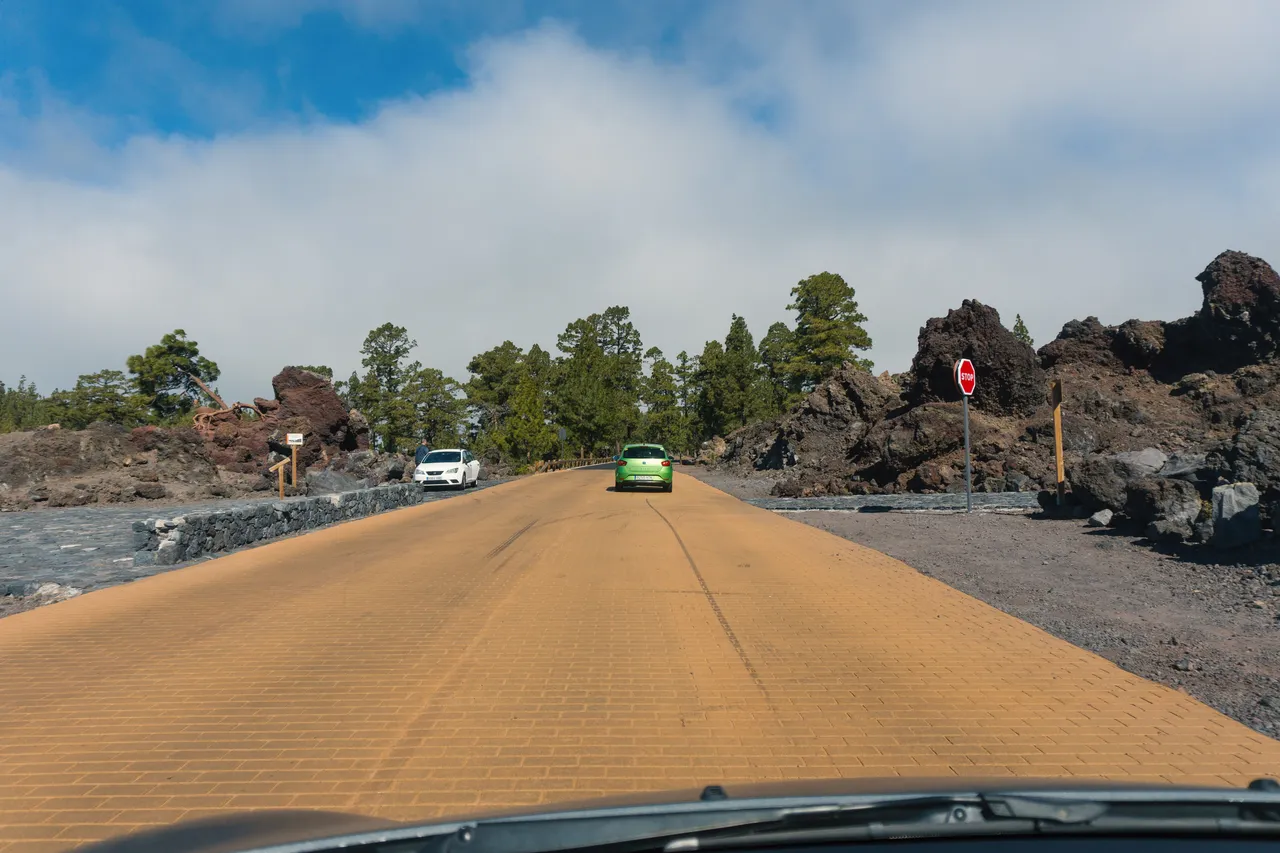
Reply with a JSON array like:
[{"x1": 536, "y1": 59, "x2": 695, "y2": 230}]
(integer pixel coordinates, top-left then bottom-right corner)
[
  {"x1": 655, "y1": 793, "x2": 1280, "y2": 850},
  {"x1": 436, "y1": 793, "x2": 1280, "y2": 853},
  {"x1": 72, "y1": 782, "x2": 1280, "y2": 853}
]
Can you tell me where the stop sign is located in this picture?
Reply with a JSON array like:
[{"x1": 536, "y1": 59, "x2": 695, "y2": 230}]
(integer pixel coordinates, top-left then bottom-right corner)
[{"x1": 954, "y1": 358, "x2": 976, "y2": 397}]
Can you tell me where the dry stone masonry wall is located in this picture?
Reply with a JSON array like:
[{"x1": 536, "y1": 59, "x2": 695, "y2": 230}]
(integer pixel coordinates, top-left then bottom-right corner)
[{"x1": 133, "y1": 482, "x2": 427, "y2": 566}]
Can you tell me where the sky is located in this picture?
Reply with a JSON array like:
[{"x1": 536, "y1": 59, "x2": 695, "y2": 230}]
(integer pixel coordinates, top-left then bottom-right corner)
[{"x1": 2, "y1": 0, "x2": 1278, "y2": 402}]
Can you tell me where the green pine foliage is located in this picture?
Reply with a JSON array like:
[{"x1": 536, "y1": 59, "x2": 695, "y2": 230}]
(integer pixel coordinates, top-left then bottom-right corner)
[
  {"x1": 6, "y1": 269, "x2": 883, "y2": 462},
  {"x1": 1012, "y1": 314, "x2": 1034, "y2": 347}
]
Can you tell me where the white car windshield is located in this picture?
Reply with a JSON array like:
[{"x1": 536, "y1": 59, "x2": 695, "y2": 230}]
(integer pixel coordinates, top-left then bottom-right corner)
[{"x1": 422, "y1": 451, "x2": 462, "y2": 464}]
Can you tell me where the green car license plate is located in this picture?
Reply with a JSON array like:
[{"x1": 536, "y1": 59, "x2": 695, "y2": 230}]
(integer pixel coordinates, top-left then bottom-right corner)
[{"x1": 634, "y1": 475, "x2": 660, "y2": 481}]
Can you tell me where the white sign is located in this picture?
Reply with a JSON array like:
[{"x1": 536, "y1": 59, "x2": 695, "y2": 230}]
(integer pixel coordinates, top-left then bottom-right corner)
[{"x1": 286, "y1": 433, "x2": 305, "y2": 446}]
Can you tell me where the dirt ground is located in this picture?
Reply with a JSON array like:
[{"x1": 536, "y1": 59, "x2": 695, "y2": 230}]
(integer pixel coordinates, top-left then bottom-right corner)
[{"x1": 687, "y1": 467, "x2": 1280, "y2": 740}]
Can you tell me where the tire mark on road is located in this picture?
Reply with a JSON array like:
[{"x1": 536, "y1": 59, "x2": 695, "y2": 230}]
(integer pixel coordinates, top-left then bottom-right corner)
[
  {"x1": 646, "y1": 499, "x2": 771, "y2": 702},
  {"x1": 486, "y1": 519, "x2": 538, "y2": 560}
]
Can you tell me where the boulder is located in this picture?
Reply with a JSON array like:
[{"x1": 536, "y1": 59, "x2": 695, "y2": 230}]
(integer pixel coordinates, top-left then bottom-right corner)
[
  {"x1": 46, "y1": 487, "x2": 94, "y2": 508},
  {"x1": 1068, "y1": 448, "x2": 1167, "y2": 512},
  {"x1": 1112, "y1": 448, "x2": 1169, "y2": 475},
  {"x1": 305, "y1": 469, "x2": 370, "y2": 495},
  {"x1": 1124, "y1": 477, "x2": 1201, "y2": 541},
  {"x1": 858, "y1": 403, "x2": 968, "y2": 485},
  {"x1": 1194, "y1": 250, "x2": 1280, "y2": 367},
  {"x1": 721, "y1": 364, "x2": 897, "y2": 473},
  {"x1": 1156, "y1": 452, "x2": 1210, "y2": 484},
  {"x1": 908, "y1": 300, "x2": 1045, "y2": 416},
  {"x1": 1039, "y1": 317, "x2": 1123, "y2": 369},
  {"x1": 1005, "y1": 471, "x2": 1033, "y2": 492},
  {"x1": 1234, "y1": 364, "x2": 1279, "y2": 397},
  {"x1": 133, "y1": 482, "x2": 169, "y2": 500},
  {"x1": 1112, "y1": 319, "x2": 1167, "y2": 368},
  {"x1": 273, "y1": 367, "x2": 361, "y2": 453},
  {"x1": 698, "y1": 437, "x2": 727, "y2": 464},
  {"x1": 1087, "y1": 509, "x2": 1113, "y2": 527},
  {"x1": 1212, "y1": 482, "x2": 1262, "y2": 548},
  {"x1": 1214, "y1": 409, "x2": 1280, "y2": 498},
  {"x1": 198, "y1": 367, "x2": 371, "y2": 475},
  {"x1": 908, "y1": 461, "x2": 956, "y2": 492}
]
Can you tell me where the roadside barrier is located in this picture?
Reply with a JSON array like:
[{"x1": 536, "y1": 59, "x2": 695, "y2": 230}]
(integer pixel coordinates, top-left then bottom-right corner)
[
  {"x1": 132, "y1": 483, "x2": 428, "y2": 567},
  {"x1": 532, "y1": 457, "x2": 614, "y2": 473}
]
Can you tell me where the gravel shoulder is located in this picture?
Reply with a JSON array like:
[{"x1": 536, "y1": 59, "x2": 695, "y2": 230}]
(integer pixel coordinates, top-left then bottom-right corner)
[{"x1": 687, "y1": 467, "x2": 1280, "y2": 740}]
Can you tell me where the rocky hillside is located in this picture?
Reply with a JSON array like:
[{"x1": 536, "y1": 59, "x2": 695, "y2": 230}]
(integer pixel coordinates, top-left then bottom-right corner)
[
  {"x1": 0, "y1": 368, "x2": 412, "y2": 511},
  {"x1": 714, "y1": 250, "x2": 1280, "y2": 543}
]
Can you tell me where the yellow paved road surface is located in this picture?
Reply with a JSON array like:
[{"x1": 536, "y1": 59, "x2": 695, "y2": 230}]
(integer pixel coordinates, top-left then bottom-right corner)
[{"x1": 3, "y1": 469, "x2": 1280, "y2": 851}]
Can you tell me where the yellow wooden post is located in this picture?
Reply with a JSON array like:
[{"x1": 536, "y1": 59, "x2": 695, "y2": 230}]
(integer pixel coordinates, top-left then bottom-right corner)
[
  {"x1": 1051, "y1": 380, "x2": 1065, "y2": 506},
  {"x1": 270, "y1": 458, "x2": 290, "y2": 500},
  {"x1": 291, "y1": 445, "x2": 298, "y2": 488}
]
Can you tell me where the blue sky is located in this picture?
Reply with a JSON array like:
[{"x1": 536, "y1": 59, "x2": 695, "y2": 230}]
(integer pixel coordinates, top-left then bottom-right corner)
[
  {"x1": 0, "y1": 0, "x2": 696, "y2": 147},
  {"x1": 2, "y1": 1, "x2": 1278, "y2": 401}
]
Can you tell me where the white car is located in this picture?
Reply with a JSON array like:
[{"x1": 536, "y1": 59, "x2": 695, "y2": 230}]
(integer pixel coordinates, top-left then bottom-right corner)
[{"x1": 413, "y1": 448, "x2": 480, "y2": 490}]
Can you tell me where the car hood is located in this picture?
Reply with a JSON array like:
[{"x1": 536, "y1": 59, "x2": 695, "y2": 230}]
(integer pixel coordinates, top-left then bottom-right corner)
[{"x1": 71, "y1": 776, "x2": 1270, "y2": 853}]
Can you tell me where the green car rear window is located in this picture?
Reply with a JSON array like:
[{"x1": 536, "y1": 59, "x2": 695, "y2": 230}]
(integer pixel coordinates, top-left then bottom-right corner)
[{"x1": 622, "y1": 446, "x2": 666, "y2": 459}]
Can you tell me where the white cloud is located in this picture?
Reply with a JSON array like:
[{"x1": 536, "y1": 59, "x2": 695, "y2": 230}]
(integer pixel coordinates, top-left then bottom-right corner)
[{"x1": 2, "y1": 6, "x2": 1280, "y2": 401}]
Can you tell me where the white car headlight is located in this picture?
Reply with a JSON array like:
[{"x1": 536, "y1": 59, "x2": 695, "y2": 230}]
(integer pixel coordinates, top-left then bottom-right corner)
[{"x1": 446, "y1": 467, "x2": 459, "y2": 473}]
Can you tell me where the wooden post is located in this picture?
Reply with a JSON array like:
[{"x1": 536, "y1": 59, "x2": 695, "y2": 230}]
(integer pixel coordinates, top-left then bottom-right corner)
[
  {"x1": 1051, "y1": 380, "x2": 1065, "y2": 505},
  {"x1": 270, "y1": 458, "x2": 290, "y2": 500},
  {"x1": 291, "y1": 445, "x2": 298, "y2": 488}
]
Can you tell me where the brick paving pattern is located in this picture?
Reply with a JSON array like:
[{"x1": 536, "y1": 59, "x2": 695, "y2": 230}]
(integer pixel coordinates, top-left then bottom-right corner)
[{"x1": 2, "y1": 470, "x2": 1279, "y2": 851}]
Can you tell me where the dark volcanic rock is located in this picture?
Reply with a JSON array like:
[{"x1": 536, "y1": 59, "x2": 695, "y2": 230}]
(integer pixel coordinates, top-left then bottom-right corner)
[
  {"x1": 200, "y1": 367, "x2": 371, "y2": 476},
  {"x1": 1041, "y1": 317, "x2": 1169, "y2": 372},
  {"x1": 274, "y1": 367, "x2": 363, "y2": 453},
  {"x1": 132, "y1": 482, "x2": 169, "y2": 500},
  {"x1": 1068, "y1": 448, "x2": 1168, "y2": 513},
  {"x1": 1207, "y1": 409, "x2": 1280, "y2": 500},
  {"x1": 1124, "y1": 477, "x2": 1201, "y2": 541},
  {"x1": 858, "y1": 403, "x2": 972, "y2": 486},
  {"x1": 722, "y1": 363, "x2": 898, "y2": 474},
  {"x1": 908, "y1": 300, "x2": 1045, "y2": 416},
  {"x1": 1195, "y1": 250, "x2": 1280, "y2": 367},
  {"x1": 1112, "y1": 320, "x2": 1166, "y2": 368},
  {"x1": 708, "y1": 250, "x2": 1280, "y2": 549},
  {"x1": 1039, "y1": 317, "x2": 1122, "y2": 369}
]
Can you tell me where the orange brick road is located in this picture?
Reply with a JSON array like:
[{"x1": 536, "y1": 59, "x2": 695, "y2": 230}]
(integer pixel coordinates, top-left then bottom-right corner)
[{"x1": 3, "y1": 469, "x2": 1279, "y2": 851}]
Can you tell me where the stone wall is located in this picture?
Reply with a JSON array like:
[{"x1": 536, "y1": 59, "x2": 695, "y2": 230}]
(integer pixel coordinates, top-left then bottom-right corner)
[{"x1": 132, "y1": 483, "x2": 427, "y2": 566}]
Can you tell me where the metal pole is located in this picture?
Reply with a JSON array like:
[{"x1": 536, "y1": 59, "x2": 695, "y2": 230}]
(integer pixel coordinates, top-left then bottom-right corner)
[{"x1": 963, "y1": 395, "x2": 972, "y2": 513}]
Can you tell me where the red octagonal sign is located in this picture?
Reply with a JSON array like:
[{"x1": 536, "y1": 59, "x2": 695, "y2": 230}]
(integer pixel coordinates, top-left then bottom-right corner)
[{"x1": 954, "y1": 358, "x2": 976, "y2": 397}]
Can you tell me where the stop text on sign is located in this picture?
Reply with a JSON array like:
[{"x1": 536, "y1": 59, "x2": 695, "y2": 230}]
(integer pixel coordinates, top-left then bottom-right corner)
[{"x1": 954, "y1": 358, "x2": 976, "y2": 397}]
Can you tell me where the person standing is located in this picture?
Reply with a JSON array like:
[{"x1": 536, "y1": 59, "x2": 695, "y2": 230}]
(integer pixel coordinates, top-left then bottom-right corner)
[{"x1": 414, "y1": 439, "x2": 431, "y2": 466}]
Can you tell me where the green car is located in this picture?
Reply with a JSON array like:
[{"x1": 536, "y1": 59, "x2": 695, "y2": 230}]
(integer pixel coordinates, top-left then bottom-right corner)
[{"x1": 615, "y1": 444, "x2": 673, "y2": 492}]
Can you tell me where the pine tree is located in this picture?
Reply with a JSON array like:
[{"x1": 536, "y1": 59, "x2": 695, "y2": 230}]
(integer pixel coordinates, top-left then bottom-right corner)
[
  {"x1": 721, "y1": 315, "x2": 763, "y2": 430},
  {"x1": 1012, "y1": 314, "x2": 1034, "y2": 347},
  {"x1": 641, "y1": 348, "x2": 686, "y2": 452},
  {"x1": 758, "y1": 321, "x2": 796, "y2": 416},
  {"x1": 500, "y1": 368, "x2": 557, "y2": 465},
  {"x1": 784, "y1": 272, "x2": 873, "y2": 391}
]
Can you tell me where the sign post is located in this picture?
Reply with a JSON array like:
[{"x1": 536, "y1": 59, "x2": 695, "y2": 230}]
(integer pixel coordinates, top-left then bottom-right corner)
[
  {"x1": 953, "y1": 359, "x2": 976, "y2": 513},
  {"x1": 286, "y1": 433, "x2": 304, "y2": 488},
  {"x1": 1050, "y1": 380, "x2": 1065, "y2": 506}
]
